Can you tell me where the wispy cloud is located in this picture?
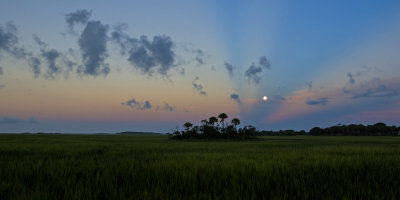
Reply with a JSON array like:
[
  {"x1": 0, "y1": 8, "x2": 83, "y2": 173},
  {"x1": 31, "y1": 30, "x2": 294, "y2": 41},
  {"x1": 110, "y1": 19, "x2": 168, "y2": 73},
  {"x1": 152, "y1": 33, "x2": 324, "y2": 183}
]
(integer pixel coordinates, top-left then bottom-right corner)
[
  {"x1": 0, "y1": 117, "x2": 37, "y2": 124},
  {"x1": 65, "y1": 9, "x2": 92, "y2": 31},
  {"x1": 306, "y1": 97, "x2": 328, "y2": 106},
  {"x1": 224, "y1": 62, "x2": 234, "y2": 77},
  {"x1": 347, "y1": 72, "x2": 355, "y2": 85},
  {"x1": 160, "y1": 102, "x2": 176, "y2": 112},
  {"x1": 192, "y1": 76, "x2": 207, "y2": 96},
  {"x1": 351, "y1": 78, "x2": 400, "y2": 99}
]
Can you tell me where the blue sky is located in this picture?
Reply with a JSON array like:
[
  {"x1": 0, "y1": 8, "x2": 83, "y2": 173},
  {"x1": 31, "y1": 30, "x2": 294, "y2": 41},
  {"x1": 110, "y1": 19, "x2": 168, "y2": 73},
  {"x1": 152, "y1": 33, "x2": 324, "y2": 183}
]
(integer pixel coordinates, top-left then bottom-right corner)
[{"x1": 1, "y1": 0, "x2": 400, "y2": 133}]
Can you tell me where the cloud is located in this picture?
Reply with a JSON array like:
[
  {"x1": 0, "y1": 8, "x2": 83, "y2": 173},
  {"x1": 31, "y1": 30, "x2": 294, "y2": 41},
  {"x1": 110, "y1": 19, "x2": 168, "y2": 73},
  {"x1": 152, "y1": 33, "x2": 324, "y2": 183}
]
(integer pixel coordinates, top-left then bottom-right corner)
[
  {"x1": 224, "y1": 62, "x2": 234, "y2": 77},
  {"x1": 0, "y1": 22, "x2": 18, "y2": 53},
  {"x1": 65, "y1": 9, "x2": 91, "y2": 30},
  {"x1": 258, "y1": 56, "x2": 271, "y2": 69},
  {"x1": 128, "y1": 35, "x2": 175, "y2": 76},
  {"x1": 0, "y1": 66, "x2": 3, "y2": 76},
  {"x1": 0, "y1": 22, "x2": 27, "y2": 59},
  {"x1": 0, "y1": 84, "x2": 4, "y2": 89},
  {"x1": 192, "y1": 76, "x2": 207, "y2": 96},
  {"x1": 0, "y1": 117, "x2": 37, "y2": 124},
  {"x1": 230, "y1": 93, "x2": 241, "y2": 104},
  {"x1": 111, "y1": 27, "x2": 177, "y2": 77},
  {"x1": 33, "y1": 34, "x2": 47, "y2": 47},
  {"x1": 245, "y1": 56, "x2": 271, "y2": 84},
  {"x1": 27, "y1": 57, "x2": 41, "y2": 78},
  {"x1": 305, "y1": 81, "x2": 312, "y2": 90},
  {"x1": 161, "y1": 102, "x2": 176, "y2": 112},
  {"x1": 271, "y1": 95, "x2": 286, "y2": 101},
  {"x1": 41, "y1": 49, "x2": 62, "y2": 79},
  {"x1": 77, "y1": 21, "x2": 110, "y2": 76},
  {"x1": 351, "y1": 78, "x2": 400, "y2": 99},
  {"x1": 347, "y1": 72, "x2": 355, "y2": 85},
  {"x1": 121, "y1": 98, "x2": 152, "y2": 110},
  {"x1": 306, "y1": 97, "x2": 328, "y2": 106},
  {"x1": 194, "y1": 49, "x2": 205, "y2": 66},
  {"x1": 245, "y1": 63, "x2": 262, "y2": 84}
]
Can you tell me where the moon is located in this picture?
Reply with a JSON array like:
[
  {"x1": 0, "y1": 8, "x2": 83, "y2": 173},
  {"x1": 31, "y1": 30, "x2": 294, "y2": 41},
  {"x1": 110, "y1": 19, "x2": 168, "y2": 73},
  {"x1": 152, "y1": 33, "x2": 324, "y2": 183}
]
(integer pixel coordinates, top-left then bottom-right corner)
[{"x1": 263, "y1": 96, "x2": 268, "y2": 101}]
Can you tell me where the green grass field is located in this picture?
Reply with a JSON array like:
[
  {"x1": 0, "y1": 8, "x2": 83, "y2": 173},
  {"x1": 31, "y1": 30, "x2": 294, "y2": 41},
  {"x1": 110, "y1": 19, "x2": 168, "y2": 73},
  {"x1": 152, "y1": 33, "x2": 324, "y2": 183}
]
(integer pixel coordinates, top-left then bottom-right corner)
[{"x1": 1, "y1": 134, "x2": 399, "y2": 199}]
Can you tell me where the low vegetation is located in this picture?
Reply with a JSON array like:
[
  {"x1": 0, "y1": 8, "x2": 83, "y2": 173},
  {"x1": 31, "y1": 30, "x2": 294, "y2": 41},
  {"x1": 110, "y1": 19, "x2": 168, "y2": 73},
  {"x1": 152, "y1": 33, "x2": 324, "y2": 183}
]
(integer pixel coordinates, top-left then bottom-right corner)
[{"x1": 1, "y1": 134, "x2": 400, "y2": 199}]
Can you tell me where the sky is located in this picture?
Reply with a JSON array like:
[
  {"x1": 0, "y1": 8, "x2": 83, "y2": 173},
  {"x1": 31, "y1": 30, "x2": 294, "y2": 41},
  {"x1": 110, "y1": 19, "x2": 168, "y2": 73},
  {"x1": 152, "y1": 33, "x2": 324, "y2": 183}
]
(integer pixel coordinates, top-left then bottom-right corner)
[{"x1": 1, "y1": 0, "x2": 400, "y2": 133}]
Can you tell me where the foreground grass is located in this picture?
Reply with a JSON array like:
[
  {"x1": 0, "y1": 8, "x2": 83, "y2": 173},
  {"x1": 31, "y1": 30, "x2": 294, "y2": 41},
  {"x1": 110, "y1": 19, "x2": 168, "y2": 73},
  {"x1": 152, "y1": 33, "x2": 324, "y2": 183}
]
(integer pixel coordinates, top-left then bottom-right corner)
[{"x1": 0, "y1": 134, "x2": 400, "y2": 199}]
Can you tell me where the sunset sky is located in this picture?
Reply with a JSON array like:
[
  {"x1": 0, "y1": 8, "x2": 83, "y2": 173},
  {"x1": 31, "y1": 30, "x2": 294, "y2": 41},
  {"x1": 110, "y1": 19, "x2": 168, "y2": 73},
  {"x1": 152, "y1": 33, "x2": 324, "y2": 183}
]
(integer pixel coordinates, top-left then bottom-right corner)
[{"x1": 1, "y1": 0, "x2": 400, "y2": 133}]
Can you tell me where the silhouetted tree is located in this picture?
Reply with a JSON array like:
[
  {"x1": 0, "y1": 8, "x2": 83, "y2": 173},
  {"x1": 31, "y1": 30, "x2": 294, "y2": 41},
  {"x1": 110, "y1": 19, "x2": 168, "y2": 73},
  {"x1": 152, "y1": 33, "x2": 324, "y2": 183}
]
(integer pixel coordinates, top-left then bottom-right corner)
[
  {"x1": 183, "y1": 122, "x2": 193, "y2": 132},
  {"x1": 208, "y1": 116, "x2": 218, "y2": 127},
  {"x1": 218, "y1": 113, "x2": 228, "y2": 131},
  {"x1": 231, "y1": 118, "x2": 240, "y2": 130}
]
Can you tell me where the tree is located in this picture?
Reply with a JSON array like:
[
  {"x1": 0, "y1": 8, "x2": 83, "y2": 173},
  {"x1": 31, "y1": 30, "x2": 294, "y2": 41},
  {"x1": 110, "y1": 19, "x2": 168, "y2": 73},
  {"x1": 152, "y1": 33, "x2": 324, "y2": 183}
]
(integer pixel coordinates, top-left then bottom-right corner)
[
  {"x1": 218, "y1": 113, "x2": 228, "y2": 130},
  {"x1": 183, "y1": 122, "x2": 193, "y2": 131},
  {"x1": 208, "y1": 116, "x2": 218, "y2": 127},
  {"x1": 231, "y1": 118, "x2": 240, "y2": 130}
]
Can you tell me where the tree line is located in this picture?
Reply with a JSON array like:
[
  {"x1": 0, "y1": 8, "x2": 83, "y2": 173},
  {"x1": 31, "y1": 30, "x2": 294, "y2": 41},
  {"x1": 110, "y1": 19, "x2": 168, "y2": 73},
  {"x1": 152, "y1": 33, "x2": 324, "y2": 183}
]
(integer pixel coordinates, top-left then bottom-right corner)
[
  {"x1": 307, "y1": 123, "x2": 400, "y2": 136},
  {"x1": 170, "y1": 116, "x2": 400, "y2": 139}
]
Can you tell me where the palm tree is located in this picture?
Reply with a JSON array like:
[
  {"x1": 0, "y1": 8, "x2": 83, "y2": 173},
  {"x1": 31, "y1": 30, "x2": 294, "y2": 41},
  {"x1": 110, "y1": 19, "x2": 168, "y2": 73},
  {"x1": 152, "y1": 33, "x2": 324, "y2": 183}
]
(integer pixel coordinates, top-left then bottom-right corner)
[
  {"x1": 183, "y1": 122, "x2": 193, "y2": 131},
  {"x1": 231, "y1": 118, "x2": 240, "y2": 130},
  {"x1": 218, "y1": 113, "x2": 228, "y2": 130},
  {"x1": 201, "y1": 119, "x2": 209, "y2": 126},
  {"x1": 208, "y1": 116, "x2": 218, "y2": 127}
]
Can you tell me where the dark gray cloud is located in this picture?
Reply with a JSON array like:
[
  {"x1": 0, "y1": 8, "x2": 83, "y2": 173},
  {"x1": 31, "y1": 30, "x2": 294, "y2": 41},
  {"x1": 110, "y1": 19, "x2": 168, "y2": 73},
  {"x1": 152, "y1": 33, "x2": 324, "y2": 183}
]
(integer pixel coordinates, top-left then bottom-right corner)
[
  {"x1": 65, "y1": 9, "x2": 91, "y2": 29},
  {"x1": 0, "y1": 22, "x2": 27, "y2": 59},
  {"x1": 0, "y1": 84, "x2": 4, "y2": 89},
  {"x1": 224, "y1": 62, "x2": 234, "y2": 77},
  {"x1": 128, "y1": 35, "x2": 175, "y2": 76},
  {"x1": 192, "y1": 76, "x2": 207, "y2": 96},
  {"x1": 245, "y1": 56, "x2": 271, "y2": 84},
  {"x1": 0, "y1": 66, "x2": 3, "y2": 76},
  {"x1": 258, "y1": 56, "x2": 271, "y2": 69},
  {"x1": 111, "y1": 27, "x2": 177, "y2": 77},
  {"x1": 78, "y1": 21, "x2": 110, "y2": 76},
  {"x1": 245, "y1": 63, "x2": 262, "y2": 84},
  {"x1": 0, "y1": 22, "x2": 18, "y2": 53},
  {"x1": 161, "y1": 102, "x2": 176, "y2": 112},
  {"x1": 347, "y1": 72, "x2": 355, "y2": 85},
  {"x1": 28, "y1": 57, "x2": 41, "y2": 78},
  {"x1": 110, "y1": 23, "x2": 130, "y2": 54},
  {"x1": 306, "y1": 97, "x2": 328, "y2": 106},
  {"x1": 42, "y1": 49, "x2": 61, "y2": 79},
  {"x1": 121, "y1": 98, "x2": 152, "y2": 110},
  {"x1": 230, "y1": 93, "x2": 241, "y2": 104},
  {"x1": 0, "y1": 117, "x2": 36, "y2": 124}
]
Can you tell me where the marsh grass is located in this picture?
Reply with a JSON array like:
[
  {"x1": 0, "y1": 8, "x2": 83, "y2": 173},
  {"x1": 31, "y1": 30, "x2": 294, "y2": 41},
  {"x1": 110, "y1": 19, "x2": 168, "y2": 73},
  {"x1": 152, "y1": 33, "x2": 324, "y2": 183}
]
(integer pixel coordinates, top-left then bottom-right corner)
[{"x1": 1, "y1": 134, "x2": 399, "y2": 199}]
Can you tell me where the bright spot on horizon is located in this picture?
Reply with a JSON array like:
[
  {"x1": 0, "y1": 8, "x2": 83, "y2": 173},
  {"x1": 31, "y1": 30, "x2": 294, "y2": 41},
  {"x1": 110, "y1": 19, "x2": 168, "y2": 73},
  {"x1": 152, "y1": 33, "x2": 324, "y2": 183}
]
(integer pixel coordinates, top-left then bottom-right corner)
[{"x1": 263, "y1": 96, "x2": 268, "y2": 101}]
